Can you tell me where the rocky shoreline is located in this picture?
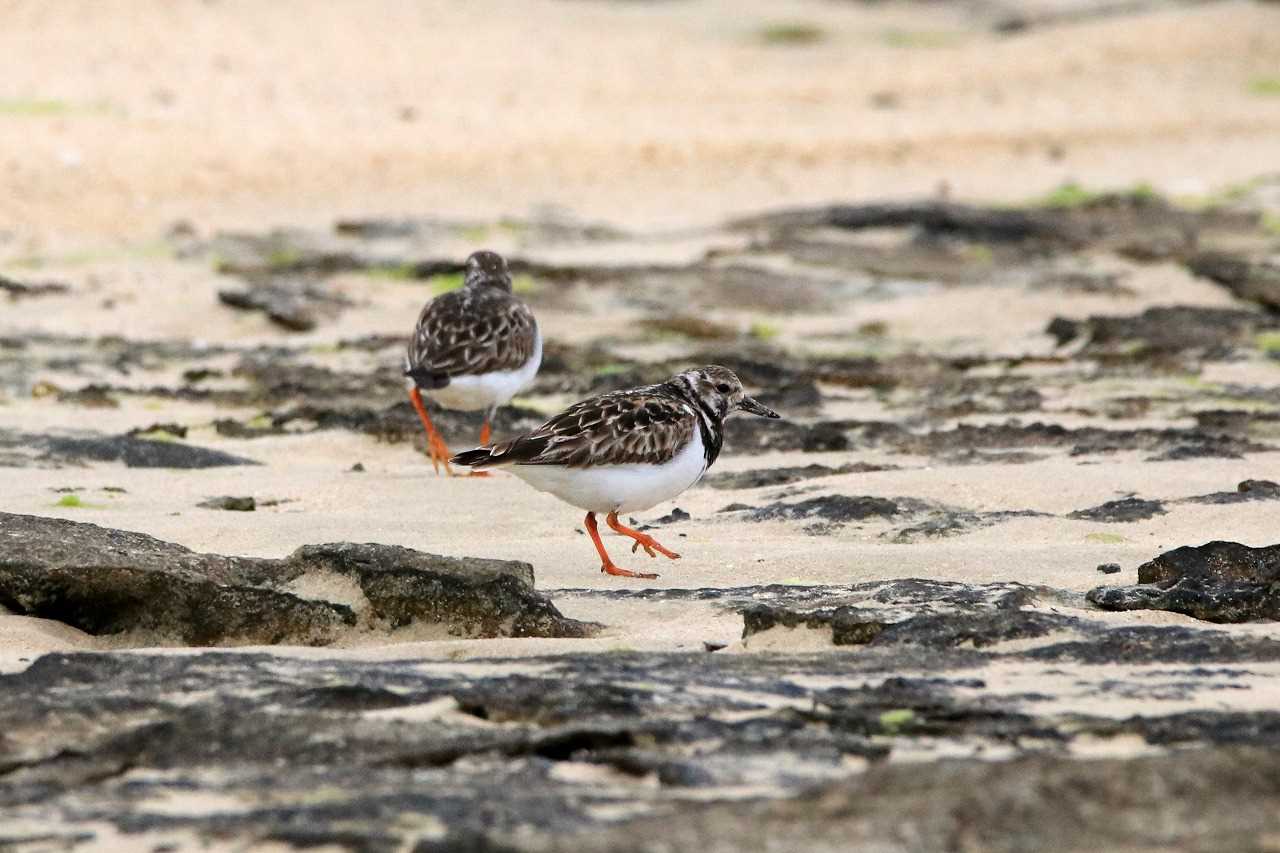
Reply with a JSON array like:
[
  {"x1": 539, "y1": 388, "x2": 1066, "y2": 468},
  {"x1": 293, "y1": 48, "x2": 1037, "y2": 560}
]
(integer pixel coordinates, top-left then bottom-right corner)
[{"x1": 3, "y1": 183, "x2": 1280, "y2": 849}]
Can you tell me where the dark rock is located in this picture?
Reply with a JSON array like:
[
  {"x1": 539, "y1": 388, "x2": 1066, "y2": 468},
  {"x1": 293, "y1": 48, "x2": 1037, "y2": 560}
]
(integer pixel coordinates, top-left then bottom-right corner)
[
  {"x1": 730, "y1": 201, "x2": 1072, "y2": 245},
  {"x1": 286, "y1": 543, "x2": 592, "y2": 637},
  {"x1": 0, "y1": 513, "x2": 594, "y2": 644},
  {"x1": 1068, "y1": 497, "x2": 1167, "y2": 523},
  {"x1": 737, "y1": 579, "x2": 1073, "y2": 650},
  {"x1": 1148, "y1": 444, "x2": 1245, "y2": 461},
  {"x1": 891, "y1": 509, "x2": 1048, "y2": 542},
  {"x1": 742, "y1": 495, "x2": 901, "y2": 524},
  {"x1": 1088, "y1": 541, "x2": 1280, "y2": 623},
  {"x1": 754, "y1": 380, "x2": 822, "y2": 412},
  {"x1": 213, "y1": 400, "x2": 546, "y2": 445},
  {"x1": 0, "y1": 275, "x2": 70, "y2": 299},
  {"x1": 218, "y1": 275, "x2": 353, "y2": 332},
  {"x1": 703, "y1": 462, "x2": 893, "y2": 491},
  {"x1": 742, "y1": 605, "x2": 888, "y2": 645},
  {"x1": 38, "y1": 432, "x2": 257, "y2": 466},
  {"x1": 182, "y1": 367, "x2": 224, "y2": 383},
  {"x1": 0, "y1": 513, "x2": 348, "y2": 645},
  {"x1": 1045, "y1": 305, "x2": 1278, "y2": 358},
  {"x1": 124, "y1": 422, "x2": 189, "y2": 439},
  {"x1": 1026, "y1": 625, "x2": 1280, "y2": 664},
  {"x1": 649, "y1": 507, "x2": 689, "y2": 525},
  {"x1": 934, "y1": 448, "x2": 1046, "y2": 466},
  {"x1": 851, "y1": 419, "x2": 1268, "y2": 460},
  {"x1": 212, "y1": 417, "x2": 279, "y2": 438},
  {"x1": 722, "y1": 417, "x2": 849, "y2": 453},
  {"x1": 1184, "y1": 479, "x2": 1280, "y2": 504},
  {"x1": 1137, "y1": 540, "x2": 1280, "y2": 587},
  {"x1": 197, "y1": 496, "x2": 256, "y2": 511},
  {"x1": 3, "y1": 590, "x2": 1280, "y2": 851},
  {"x1": 1187, "y1": 251, "x2": 1280, "y2": 312},
  {"x1": 742, "y1": 604, "x2": 1070, "y2": 649},
  {"x1": 1097, "y1": 563, "x2": 1122, "y2": 574},
  {"x1": 577, "y1": 748, "x2": 1280, "y2": 853},
  {"x1": 1045, "y1": 316, "x2": 1083, "y2": 346}
]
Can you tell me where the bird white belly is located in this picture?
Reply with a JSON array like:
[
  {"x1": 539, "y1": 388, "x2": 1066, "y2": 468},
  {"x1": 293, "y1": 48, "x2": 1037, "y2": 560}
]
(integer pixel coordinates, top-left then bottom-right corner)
[
  {"x1": 510, "y1": 430, "x2": 708, "y2": 514},
  {"x1": 429, "y1": 333, "x2": 542, "y2": 412}
]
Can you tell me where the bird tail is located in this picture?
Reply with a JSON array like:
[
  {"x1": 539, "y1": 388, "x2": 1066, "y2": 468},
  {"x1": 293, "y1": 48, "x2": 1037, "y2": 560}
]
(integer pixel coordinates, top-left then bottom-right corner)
[
  {"x1": 403, "y1": 363, "x2": 450, "y2": 390},
  {"x1": 451, "y1": 446, "x2": 503, "y2": 469}
]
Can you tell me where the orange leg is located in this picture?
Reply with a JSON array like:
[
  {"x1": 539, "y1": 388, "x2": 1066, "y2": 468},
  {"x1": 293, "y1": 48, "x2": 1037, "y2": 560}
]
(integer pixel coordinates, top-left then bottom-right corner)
[
  {"x1": 409, "y1": 387, "x2": 452, "y2": 476},
  {"x1": 606, "y1": 512, "x2": 681, "y2": 560},
  {"x1": 585, "y1": 512, "x2": 658, "y2": 579},
  {"x1": 461, "y1": 416, "x2": 496, "y2": 477}
]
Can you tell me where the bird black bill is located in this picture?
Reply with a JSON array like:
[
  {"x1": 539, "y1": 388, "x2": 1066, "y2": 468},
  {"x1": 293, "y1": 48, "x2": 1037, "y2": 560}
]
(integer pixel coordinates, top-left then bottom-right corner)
[{"x1": 738, "y1": 396, "x2": 780, "y2": 418}]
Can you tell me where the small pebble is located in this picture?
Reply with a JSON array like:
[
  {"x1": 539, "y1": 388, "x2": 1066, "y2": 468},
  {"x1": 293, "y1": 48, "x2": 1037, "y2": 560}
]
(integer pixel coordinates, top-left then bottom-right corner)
[
  {"x1": 198, "y1": 496, "x2": 256, "y2": 512},
  {"x1": 1097, "y1": 562, "x2": 1121, "y2": 575}
]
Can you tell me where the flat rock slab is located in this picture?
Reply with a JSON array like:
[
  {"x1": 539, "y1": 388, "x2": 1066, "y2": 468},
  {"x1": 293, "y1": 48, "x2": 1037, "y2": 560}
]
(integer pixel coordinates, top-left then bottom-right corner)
[
  {"x1": 0, "y1": 513, "x2": 595, "y2": 644},
  {"x1": 0, "y1": 430, "x2": 258, "y2": 469},
  {"x1": 5, "y1": 641, "x2": 1280, "y2": 852}
]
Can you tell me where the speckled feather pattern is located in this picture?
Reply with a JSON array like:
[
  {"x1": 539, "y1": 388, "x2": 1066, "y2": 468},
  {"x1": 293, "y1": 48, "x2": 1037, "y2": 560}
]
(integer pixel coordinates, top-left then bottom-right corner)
[
  {"x1": 462, "y1": 364, "x2": 779, "y2": 472},
  {"x1": 484, "y1": 386, "x2": 704, "y2": 468},
  {"x1": 406, "y1": 287, "x2": 538, "y2": 385}
]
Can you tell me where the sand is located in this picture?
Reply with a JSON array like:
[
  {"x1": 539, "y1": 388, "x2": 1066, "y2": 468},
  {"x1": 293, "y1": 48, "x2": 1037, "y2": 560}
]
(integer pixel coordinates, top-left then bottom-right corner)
[{"x1": 2, "y1": 0, "x2": 1279, "y2": 248}]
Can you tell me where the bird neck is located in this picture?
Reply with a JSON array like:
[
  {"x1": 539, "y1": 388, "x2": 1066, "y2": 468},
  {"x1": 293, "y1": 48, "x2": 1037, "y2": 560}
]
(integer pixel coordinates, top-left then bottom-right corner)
[{"x1": 666, "y1": 377, "x2": 724, "y2": 468}]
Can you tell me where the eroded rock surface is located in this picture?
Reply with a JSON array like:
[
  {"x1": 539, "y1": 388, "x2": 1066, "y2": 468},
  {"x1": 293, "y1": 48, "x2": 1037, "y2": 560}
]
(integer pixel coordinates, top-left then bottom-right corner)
[
  {"x1": 1068, "y1": 497, "x2": 1167, "y2": 522},
  {"x1": 0, "y1": 430, "x2": 258, "y2": 469},
  {"x1": 1089, "y1": 540, "x2": 1280, "y2": 622},
  {"x1": 0, "y1": 513, "x2": 595, "y2": 644},
  {"x1": 5, "y1": 621, "x2": 1280, "y2": 851}
]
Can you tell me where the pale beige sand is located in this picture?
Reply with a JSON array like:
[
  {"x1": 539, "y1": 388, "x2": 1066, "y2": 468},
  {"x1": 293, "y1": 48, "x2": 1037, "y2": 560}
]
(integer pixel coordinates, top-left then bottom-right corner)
[{"x1": 2, "y1": 0, "x2": 1280, "y2": 250}]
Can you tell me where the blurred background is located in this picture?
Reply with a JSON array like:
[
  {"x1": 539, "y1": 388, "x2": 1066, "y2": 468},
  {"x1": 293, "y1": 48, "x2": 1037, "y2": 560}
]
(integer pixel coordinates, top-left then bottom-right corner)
[{"x1": 3, "y1": 0, "x2": 1278, "y2": 252}]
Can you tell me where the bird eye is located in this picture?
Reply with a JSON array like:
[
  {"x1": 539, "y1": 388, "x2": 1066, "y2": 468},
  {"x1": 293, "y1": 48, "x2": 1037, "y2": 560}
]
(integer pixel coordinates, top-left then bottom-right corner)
[{"x1": 715, "y1": 383, "x2": 731, "y2": 394}]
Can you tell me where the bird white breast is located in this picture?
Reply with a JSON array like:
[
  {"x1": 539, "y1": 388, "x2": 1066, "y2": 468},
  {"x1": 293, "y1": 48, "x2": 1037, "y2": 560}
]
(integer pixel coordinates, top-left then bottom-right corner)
[
  {"x1": 428, "y1": 332, "x2": 542, "y2": 412},
  {"x1": 508, "y1": 429, "x2": 707, "y2": 514}
]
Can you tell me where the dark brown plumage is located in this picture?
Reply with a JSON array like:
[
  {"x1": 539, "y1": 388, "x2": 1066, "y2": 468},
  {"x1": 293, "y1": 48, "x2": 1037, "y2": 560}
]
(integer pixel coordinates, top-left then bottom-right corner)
[
  {"x1": 403, "y1": 250, "x2": 541, "y2": 475},
  {"x1": 404, "y1": 253, "x2": 538, "y2": 390},
  {"x1": 480, "y1": 390, "x2": 699, "y2": 468}
]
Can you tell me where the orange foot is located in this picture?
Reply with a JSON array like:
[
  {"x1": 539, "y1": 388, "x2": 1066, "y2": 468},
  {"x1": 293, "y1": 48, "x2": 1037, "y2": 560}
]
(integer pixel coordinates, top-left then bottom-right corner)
[
  {"x1": 601, "y1": 562, "x2": 658, "y2": 580},
  {"x1": 585, "y1": 511, "x2": 660, "y2": 581},
  {"x1": 606, "y1": 512, "x2": 681, "y2": 560}
]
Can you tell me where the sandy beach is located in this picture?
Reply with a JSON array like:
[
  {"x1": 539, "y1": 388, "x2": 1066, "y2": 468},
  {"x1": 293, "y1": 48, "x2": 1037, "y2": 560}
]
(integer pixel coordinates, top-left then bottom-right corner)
[{"x1": 3, "y1": 1, "x2": 1280, "y2": 849}]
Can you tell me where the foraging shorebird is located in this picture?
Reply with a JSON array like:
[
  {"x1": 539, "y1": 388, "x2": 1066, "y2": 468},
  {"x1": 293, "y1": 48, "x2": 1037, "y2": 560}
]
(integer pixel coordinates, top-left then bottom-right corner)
[
  {"x1": 404, "y1": 250, "x2": 541, "y2": 475},
  {"x1": 451, "y1": 365, "x2": 780, "y2": 578}
]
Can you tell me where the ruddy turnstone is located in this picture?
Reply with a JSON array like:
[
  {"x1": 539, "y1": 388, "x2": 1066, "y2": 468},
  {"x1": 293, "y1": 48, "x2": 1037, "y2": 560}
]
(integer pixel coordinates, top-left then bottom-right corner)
[
  {"x1": 451, "y1": 365, "x2": 780, "y2": 578},
  {"x1": 404, "y1": 250, "x2": 541, "y2": 475}
]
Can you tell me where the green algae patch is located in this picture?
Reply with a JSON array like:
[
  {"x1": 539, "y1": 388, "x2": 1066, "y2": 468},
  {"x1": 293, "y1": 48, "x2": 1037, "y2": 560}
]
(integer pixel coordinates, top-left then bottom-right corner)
[
  {"x1": 879, "y1": 709, "x2": 916, "y2": 734},
  {"x1": 429, "y1": 273, "x2": 465, "y2": 295},
  {"x1": 758, "y1": 22, "x2": 825, "y2": 46}
]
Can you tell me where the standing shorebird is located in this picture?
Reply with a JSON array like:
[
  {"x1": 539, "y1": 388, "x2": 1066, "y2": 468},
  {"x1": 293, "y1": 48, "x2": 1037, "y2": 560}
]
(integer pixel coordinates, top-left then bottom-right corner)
[
  {"x1": 451, "y1": 365, "x2": 780, "y2": 578},
  {"x1": 404, "y1": 250, "x2": 541, "y2": 475}
]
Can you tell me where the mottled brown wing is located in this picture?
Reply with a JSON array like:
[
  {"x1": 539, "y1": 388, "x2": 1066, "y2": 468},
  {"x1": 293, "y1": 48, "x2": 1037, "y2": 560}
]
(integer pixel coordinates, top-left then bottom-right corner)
[
  {"x1": 490, "y1": 391, "x2": 697, "y2": 467},
  {"x1": 407, "y1": 289, "x2": 537, "y2": 380}
]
